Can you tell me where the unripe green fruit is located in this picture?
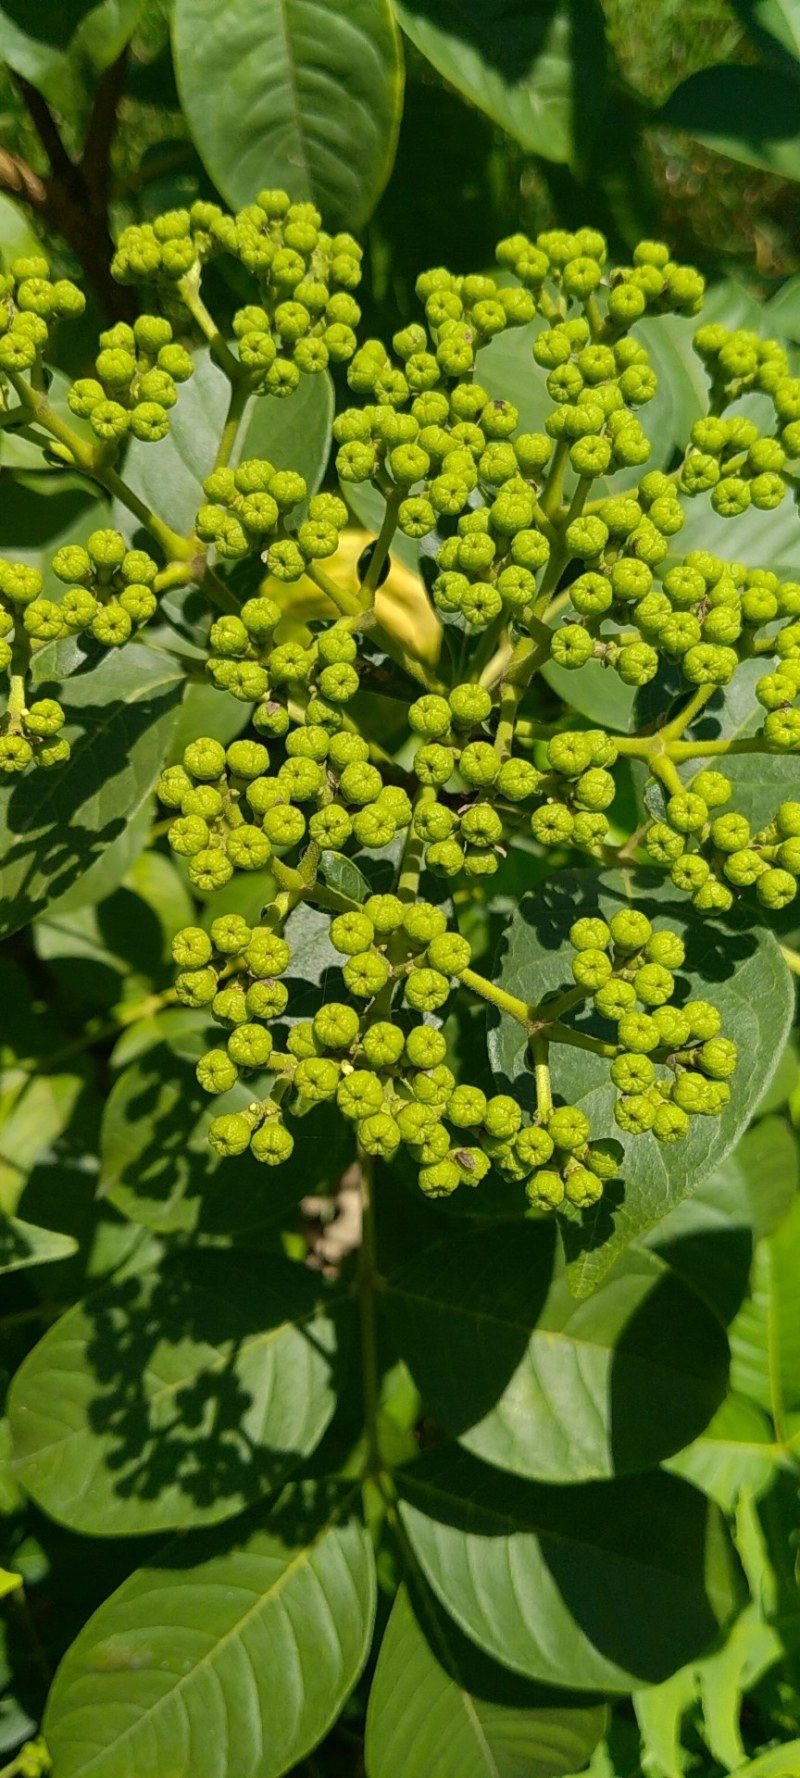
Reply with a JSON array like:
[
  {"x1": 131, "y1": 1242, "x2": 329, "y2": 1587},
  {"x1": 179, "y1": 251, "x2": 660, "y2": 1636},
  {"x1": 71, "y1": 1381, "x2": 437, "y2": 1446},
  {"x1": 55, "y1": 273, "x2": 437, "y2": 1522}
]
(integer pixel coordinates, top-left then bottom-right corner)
[
  {"x1": 547, "y1": 1105, "x2": 590, "y2": 1151},
  {"x1": 525, "y1": 1170, "x2": 565, "y2": 1211},
  {"x1": 405, "y1": 1026, "x2": 448, "y2": 1069}
]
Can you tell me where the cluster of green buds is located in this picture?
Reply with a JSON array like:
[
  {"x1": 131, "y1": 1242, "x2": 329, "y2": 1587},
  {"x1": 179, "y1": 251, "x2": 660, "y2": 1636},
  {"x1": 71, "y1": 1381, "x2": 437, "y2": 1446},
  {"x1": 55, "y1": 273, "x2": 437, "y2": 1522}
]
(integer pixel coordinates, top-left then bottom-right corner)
[
  {"x1": 197, "y1": 462, "x2": 347, "y2": 575},
  {"x1": 112, "y1": 193, "x2": 363, "y2": 389},
  {"x1": 157, "y1": 727, "x2": 416, "y2": 888},
  {"x1": 565, "y1": 912, "x2": 736, "y2": 1139},
  {"x1": 0, "y1": 255, "x2": 85, "y2": 386},
  {"x1": 67, "y1": 315, "x2": 195, "y2": 445},
  {"x1": 646, "y1": 787, "x2": 800, "y2": 913},
  {"x1": 168, "y1": 893, "x2": 732, "y2": 1212}
]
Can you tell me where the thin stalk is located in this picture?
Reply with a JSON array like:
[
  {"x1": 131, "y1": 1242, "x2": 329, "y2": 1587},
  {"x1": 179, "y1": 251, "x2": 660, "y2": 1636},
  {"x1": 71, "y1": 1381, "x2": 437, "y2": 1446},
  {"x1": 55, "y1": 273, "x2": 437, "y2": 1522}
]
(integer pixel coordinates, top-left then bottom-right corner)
[
  {"x1": 356, "y1": 1149, "x2": 381, "y2": 1475},
  {"x1": 214, "y1": 376, "x2": 252, "y2": 471},
  {"x1": 360, "y1": 486, "x2": 402, "y2": 602},
  {"x1": 531, "y1": 1033, "x2": 553, "y2": 1117},
  {"x1": 177, "y1": 272, "x2": 243, "y2": 382},
  {"x1": 460, "y1": 966, "x2": 534, "y2": 1028}
]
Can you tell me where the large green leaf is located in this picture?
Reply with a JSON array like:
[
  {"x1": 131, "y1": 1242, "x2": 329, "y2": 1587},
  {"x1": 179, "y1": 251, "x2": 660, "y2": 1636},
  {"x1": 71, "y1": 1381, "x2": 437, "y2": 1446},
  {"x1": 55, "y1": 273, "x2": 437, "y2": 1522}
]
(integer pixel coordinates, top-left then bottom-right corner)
[
  {"x1": 0, "y1": 643, "x2": 184, "y2": 939},
  {"x1": 641, "y1": 1115, "x2": 798, "y2": 1328},
  {"x1": 115, "y1": 348, "x2": 334, "y2": 540},
  {"x1": 666, "y1": 1393, "x2": 779, "y2": 1510},
  {"x1": 174, "y1": 0, "x2": 403, "y2": 225},
  {"x1": 391, "y1": 0, "x2": 606, "y2": 169},
  {"x1": 656, "y1": 65, "x2": 800, "y2": 180},
  {"x1": 385, "y1": 1225, "x2": 728, "y2": 1482},
  {"x1": 730, "y1": 1195, "x2": 800, "y2": 1434},
  {"x1": 9, "y1": 1252, "x2": 354, "y2": 1534},
  {"x1": 366, "y1": 1583, "x2": 607, "y2": 1778},
  {"x1": 488, "y1": 870, "x2": 794, "y2": 1295},
  {"x1": 44, "y1": 1480, "x2": 375, "y2": 1778},
  {"x1": 764, "y1": 271, "x2": 800, "y2": 341},
  {"x1": 0, "y1": 1214, "x2": 77, "y2": 1273},
  {"x1": 398, "y1": 1447, "x2": 741, "y2": 1693}
]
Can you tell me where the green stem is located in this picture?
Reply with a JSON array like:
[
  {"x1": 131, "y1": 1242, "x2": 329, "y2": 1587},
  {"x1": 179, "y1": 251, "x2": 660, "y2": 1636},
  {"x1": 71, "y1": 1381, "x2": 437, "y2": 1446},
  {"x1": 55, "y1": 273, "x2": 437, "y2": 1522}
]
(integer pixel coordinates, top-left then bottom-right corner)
[
  {"x1": 361, "y1": 486, "x2": 402, "y2": 602},
  {"x1": 669, "y1": 736, "x2": 767, "y2": 762},
  {"x1": 214, "y1": 376, "x2": 252, "y2": 471},
  {"x1": 460, "y1": 966, "x2": 533, "y2": 1028},
  {"x1": 95, "y1": 463, "x2": 193, "y2": 561},
  {"x1": 397, "y1": 787, "x2": 432, "y2": 903},
  {"x1": 541, "y1": 439, "x2": 569, "y2": 521},
  {"x1": 177, "y1": 271, "x2": 243, "y2": 382},
  {"x1": 548, "y1": 1021, "x2": 618, "y2": 1059},
  {"x1": 658, "y1": 682, "x2": 715, "y2": 743},
  {"x1": 531, "y1": 1033, "x2": 553, "y2": 1117},
  {"x1": 7, "y1": 625, "x2": 31, "y2": 732},
  {"x1": 356, "y1": 1148, "x2": 381, "y2": 1476},
  {"x1": 306, "y1": 562, "x2": 362, "y2": 617}
]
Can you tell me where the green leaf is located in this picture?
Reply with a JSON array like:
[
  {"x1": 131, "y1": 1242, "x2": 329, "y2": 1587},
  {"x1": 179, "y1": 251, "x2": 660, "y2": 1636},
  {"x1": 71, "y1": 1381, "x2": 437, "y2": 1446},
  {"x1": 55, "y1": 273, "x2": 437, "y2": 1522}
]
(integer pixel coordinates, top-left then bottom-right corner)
[
  {"x1": 9, "y1": 1252, "x2": 354, "y2": 1534},
  {"x1": 0, "y1": 1068, "x2": 87, "y2": 1213},
  {"x1": 318, "y1": 850, "x2": 371, "y2": 904},
  {"x1": 391, "y1": 0, "x2": 606, "y2": 169},
  {"x1": 666, "y1": 1393, "x2": 778, "y2": 1511},
  {"x1": 40, "y1": 799, "x2": 153, "y2": 920},
  {"x1": 116, "y1": 347, "x2": 334, "y2": 538},
  {"x1": 174, "y1": 0, "x2": 403, "y2": 226},
  {"x1": 0, "y1": 192, "x2": 41, "y2": 272},
  {"x1": 656, "y1": 65, "x2": 800, "y2": 181},
  {"x1": 730, "y1": 1195, "x2": 800, "y2": 1432},
  {"x1": 385, "y1": 1225, "x2": 729, "y2": 1482},
  {"x1": 731, "y1": 0, "x2": 800, "y2": 73},
  {"x1": 0, "y1": 1214, "x2": 77, "y2": 1273},
  {"x1": 0, "y1": 0, "x2": 144, "y2": 108},
  {"x1": 731, "y1": 1741, "x2": 800, "y2": 1776},
  {"x1": 398, "y1": 1447, "x2": 741, "y2": 1693},
  {"x1": 366, "y1": 1583, "x2": 607, "y2": 1778},
  {"x1": 641, "y1": 1116, "x2": 798, "y2": 1327},
  {"x1": 764, "y1": 271, "x2": 800, "y2": 339},
  {"x1": 0, "y1": 642, "x2": 184, "y2": 939},
  {"x1": 44, "y1": 1479, "x2": 375, "y2": 1778},
  {"x1": 488, "y1": 870, "x2": 794, "y2": 1295}
]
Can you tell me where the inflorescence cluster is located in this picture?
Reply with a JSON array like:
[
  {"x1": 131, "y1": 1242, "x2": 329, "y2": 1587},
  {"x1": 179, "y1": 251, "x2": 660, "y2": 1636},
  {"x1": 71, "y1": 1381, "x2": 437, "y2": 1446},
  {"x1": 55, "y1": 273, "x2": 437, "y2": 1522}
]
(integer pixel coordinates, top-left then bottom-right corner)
[{"x1": 5, "y1": 194, "x2": 799, "y2": 1211}]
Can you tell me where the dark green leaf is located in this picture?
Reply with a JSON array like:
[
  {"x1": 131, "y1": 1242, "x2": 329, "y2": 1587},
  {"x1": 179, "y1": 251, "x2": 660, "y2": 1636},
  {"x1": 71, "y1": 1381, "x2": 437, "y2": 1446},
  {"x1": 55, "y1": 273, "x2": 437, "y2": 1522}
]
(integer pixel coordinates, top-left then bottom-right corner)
[
  {"x1": 0, "y1": 1214, "x2": 77, "y2": 1273},
  {"x1": 656, "y1": 64, "x2": 800, "y2": 180},
  {"x1": 0, "y1": 643, "x2": 184, "y2": 938},
  {"x1": 44, "y1": 1480, "x2": 375, "y2": 1777},
  {"x1": 764, "y1": 270, "x2": 800, "y2": 339},
  {"x1": 391, "y1": 0, "x2": 606, "y2": 169},
  {"x1": 386, "y1": 1225, "x2": 728, "y2": 1481},
  {"x1": 366, "y1": 1583, "x2": 607, "y2": 1778},
  {"x1": 488, "y1": 870, "x2": 794, "y2": 1295},
  {"x1": 9, "y1": 1252, "x2": 354, "y2": 1534},
  {"x1": 318, "y1": 850, "x2": 371, "y2": 904},
  {"x1": 398, "y1": 1446, "x2": 741, "y2": 1692},
  {"x1": 174, "y1": 0, "x2": 403, "y2": 225}
]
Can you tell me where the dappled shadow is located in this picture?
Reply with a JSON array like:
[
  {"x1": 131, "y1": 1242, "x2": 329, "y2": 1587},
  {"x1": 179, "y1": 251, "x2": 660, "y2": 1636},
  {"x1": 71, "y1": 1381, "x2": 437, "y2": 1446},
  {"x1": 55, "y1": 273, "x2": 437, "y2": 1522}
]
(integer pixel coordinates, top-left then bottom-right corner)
[
  {"x1": 2, "y1": 682, "x2": 181, "y2": 936},
  {"x1": 76, "y1": 1249, "x2": 353, "y2": 1519},
  {"x1": 398, "y1": 1444, "x2": 734, "y2": 1685},
  {"x1": 609, "y1": 1265, "x2": 729, "y2": 1473},
  {"x1": 385, "y1": 1221, "x2": 557, "y2": 1435}
]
